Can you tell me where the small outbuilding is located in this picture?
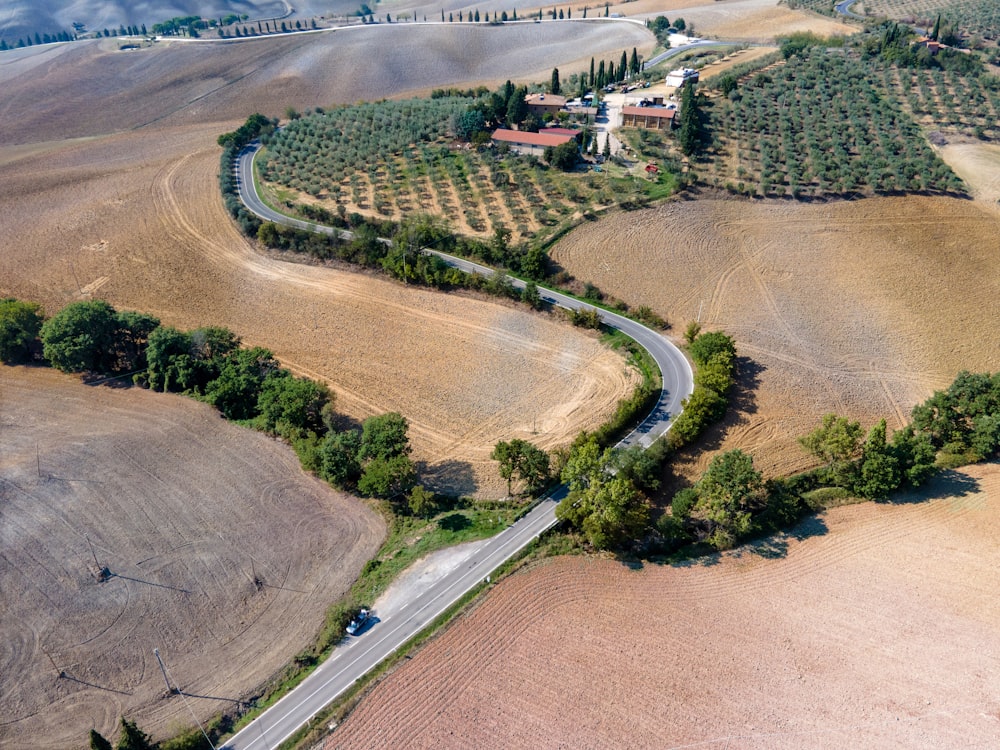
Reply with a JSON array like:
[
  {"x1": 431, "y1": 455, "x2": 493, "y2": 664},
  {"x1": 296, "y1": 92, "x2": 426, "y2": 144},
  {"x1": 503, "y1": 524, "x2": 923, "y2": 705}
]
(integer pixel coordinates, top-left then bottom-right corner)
[{"x1": 621, "y1": 106, "x2": 676, "y2": 130}]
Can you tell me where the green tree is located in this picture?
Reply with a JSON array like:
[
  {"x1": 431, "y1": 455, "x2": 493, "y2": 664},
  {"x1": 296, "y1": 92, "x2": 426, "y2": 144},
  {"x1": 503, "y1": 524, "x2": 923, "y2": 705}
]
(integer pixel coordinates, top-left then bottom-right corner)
[
  {"x1": 506, "y1": 85, "x2": 529, "y2": 125},
  {"x1": 799, "y1": 413, "x2": 863, "y2": 487},
  {"x1": 407, "y1": 485, "x2": 436, "y2": 517},
  {"x1": 203, "y1": 347, "x2": 282, "y2": 420},
  {"x1": 256, "y1": 375, "x2": 332, "y2": 438},
  {"x1": 359, "y1": 412, "x2": 411, "y2": 461},
  {"x1": 320, "y1": 429, "x2": 362, "y2": 487},
  {"x1": 547, "y1": 139, "x2": 579, "y2": 170},
  {"x1": 90, "y1": 729, "x2": 113, "y2": 750},
  {"x1": 41, "y1": 300, "x2": 120, "y2": 373},
  {"x1": 358, "y1": 454, "x2": 417, "y2": 498},
  {"x1": 855, "y1": 419, "x2": 901, "y2": 500},
  {"x1": 492, "y1": 438, "x2": 551, "y2": 496},
  {"x1": 0, "y1": 298, "x2": 44, "y2": 362},
  {"x1": 116, "y1": 717, "x2": 157, "y2": 750},
  {"x1": 619, "y1": 50, "x2": 628, "y2": 80},
  {"x1": 677, "y1": 82, "x2": 700, "y2": 156},
  {"x1": 521, "y1": 280, "x2": 542, "y2": 309},
  {"x1": 695, "y1": 449, "x2": 764, "y2": 549},
  {"x1": 550, "y1": 67, "x2": 561, "y2": 95},
  {"x1": 556, "y1": 437, "x2": 650, "y2": 549},
  {"x1": 890, "y1": 425, "x2": 937, "y2": 488},
  {"x1": 630, "y1": 47, "x2": 640, "y2": 76},
  {"x1": 144, "y1": 326, "x2": 195, "y2": 392}
]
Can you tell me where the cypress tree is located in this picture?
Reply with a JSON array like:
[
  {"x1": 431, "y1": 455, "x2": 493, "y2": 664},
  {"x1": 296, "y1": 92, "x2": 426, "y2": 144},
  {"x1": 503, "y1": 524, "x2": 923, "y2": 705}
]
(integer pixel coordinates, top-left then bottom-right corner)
[
  {"x1": 630, "y1": 47, "x2": 639, "y2": 75},
  {"x1": 589, "y1": 57, "x2": 595, "y2": 87},
  {"x1": 619, "y1": 50, "x2": 627, "y2": 80},
  {"x1": 551, "y1": 67, "x2": 561, "y2": 95}
]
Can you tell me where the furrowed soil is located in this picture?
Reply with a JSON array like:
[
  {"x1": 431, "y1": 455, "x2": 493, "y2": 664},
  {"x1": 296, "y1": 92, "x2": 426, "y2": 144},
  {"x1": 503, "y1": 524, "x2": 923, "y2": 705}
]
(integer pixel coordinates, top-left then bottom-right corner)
[
  {"x1": 0, "y1": 23, "x2": 649, "y2": 746},
  {"x1": 0, "y1": 366, "x2": 385, "y2": 748},
  {"x1": 551, "y1": 195, "x2": 1000, "y2": 481},
  {"x1": 328, "y1": 462, "x2": 1000, "y2": 749}
]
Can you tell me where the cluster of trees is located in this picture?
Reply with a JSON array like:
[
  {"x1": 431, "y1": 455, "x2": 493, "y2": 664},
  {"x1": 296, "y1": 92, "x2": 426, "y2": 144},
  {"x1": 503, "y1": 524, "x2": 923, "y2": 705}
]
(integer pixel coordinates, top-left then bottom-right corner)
[
  {"x1": 865, "y1": 20, "x2": 982, "y2": 74},
  {"x1": 668, "y1": 330, "x2": 737, "y2": 447},
  {"x1": 0, "y1": 29, "x2": 75, "y2": 49},
  {"x1": 1, "y1": 297, "x2": 421, "y2": 503},
  {"x1": 555, "y1": 437, "x2": 654, "y2": 549},
  {"x1": 491, "y1": 439, "x2": 551, "y2": 496},
  {"x1": 666, "y1": 369, "x2": 1000, "y2": 553},
  {"x1": 220, "y1": 17, "x2": 318, "y2": 37},
  {"x1": 648, "y1": 15, "x2": 686, "y2": 45}
]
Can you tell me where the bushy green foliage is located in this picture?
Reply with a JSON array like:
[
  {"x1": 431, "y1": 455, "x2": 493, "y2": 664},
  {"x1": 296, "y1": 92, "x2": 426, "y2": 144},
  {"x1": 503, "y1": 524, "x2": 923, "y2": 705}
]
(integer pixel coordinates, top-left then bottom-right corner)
[
  {"x1": 491, "y1": 439, "x2": 551, "y2": 496},
  {"x1": 40, "y1": 300, "x2": 158, "y2": 374},
  {"x1": 669, "y1": 330, "x2": 737, "y2": 448},
  {"x1": 556, "y1": 436, "x2": 650, "y2": 550},
  {"x1": 0, "y1": 297, "x2": 44, "y2": 362}
]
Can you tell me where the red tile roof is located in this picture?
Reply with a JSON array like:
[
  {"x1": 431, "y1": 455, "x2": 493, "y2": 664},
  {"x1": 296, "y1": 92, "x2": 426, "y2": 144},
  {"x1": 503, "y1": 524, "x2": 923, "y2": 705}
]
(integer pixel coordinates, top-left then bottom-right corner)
[
  {"x1": 622, "y1": 106, "x2": 676, "y2": 119},
  {"x1": 491, "y1": 129, "x2": 577, "y2": 147}
]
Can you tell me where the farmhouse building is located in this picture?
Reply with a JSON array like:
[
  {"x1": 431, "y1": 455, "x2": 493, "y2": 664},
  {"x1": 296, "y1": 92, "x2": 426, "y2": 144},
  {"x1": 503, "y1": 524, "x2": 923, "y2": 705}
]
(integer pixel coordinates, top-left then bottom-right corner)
[
  {"x1": 621, "y1": 106, "x2": 676, "y2": 130},
  {"x1": 491, "y1": 128, "x2": 577, "y2": 156},
  {"x1": 525, "y1": 93, "x2": 567, "y2": 115}
]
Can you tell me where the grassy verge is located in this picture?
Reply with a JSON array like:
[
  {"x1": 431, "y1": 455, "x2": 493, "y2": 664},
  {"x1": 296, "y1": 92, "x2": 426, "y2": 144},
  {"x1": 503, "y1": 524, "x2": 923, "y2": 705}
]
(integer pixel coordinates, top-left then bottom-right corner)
[
  {"x1": 277, "y1": 531, "x2": 556, "y2": 749},
  {"x1": 224, "y1": 499, "x2": 524, "y2": 738}
]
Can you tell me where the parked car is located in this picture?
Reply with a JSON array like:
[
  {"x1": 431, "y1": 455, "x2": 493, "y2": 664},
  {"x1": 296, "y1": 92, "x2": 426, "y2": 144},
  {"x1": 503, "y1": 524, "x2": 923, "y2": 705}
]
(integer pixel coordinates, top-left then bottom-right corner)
[{"x1": 346, "y1": 608, "x2": 370, "y2": 635}]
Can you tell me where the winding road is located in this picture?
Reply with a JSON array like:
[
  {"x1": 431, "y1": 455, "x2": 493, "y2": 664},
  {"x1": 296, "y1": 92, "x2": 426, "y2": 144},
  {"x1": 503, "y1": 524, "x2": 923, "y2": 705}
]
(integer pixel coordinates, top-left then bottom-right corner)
[{"x1": 221, "y1": 142, "x2": 693, "y2": 750}]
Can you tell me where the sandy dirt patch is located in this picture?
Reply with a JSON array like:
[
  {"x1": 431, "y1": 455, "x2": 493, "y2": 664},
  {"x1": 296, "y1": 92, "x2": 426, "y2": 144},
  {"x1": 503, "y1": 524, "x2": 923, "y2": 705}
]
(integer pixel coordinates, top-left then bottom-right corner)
[
  {"x1": 372, "y1": 539, "x2": 488, "y2": 620},
  {"x1": 328, "y1": 462, "x2": 1000, "y2": 749},
  {"x1": 550, "y1": 196, "x2": 1000, "y2": 481},
  {"x1": 938, "y1": 140, "x2": 1000, "y2": 212},
  {"x1": 0, "y1": 366, "x2": 385, "y2": 748}
]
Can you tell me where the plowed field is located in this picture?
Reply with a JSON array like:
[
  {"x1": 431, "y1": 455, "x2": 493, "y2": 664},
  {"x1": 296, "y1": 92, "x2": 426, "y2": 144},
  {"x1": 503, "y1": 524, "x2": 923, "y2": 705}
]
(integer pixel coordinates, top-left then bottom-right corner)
[
  {"x1": 551, "y1": 196, "x2": 1000, "y2": 480},
  {"x1": 0, "y1": 24, "x2": 651, "y2": 497},
  {"x1": 0, "y1": 366, "x2": 385, "y2": 748},
  {"x1": 328, "y1": 462, "x2": 1000, "y2": 749}
]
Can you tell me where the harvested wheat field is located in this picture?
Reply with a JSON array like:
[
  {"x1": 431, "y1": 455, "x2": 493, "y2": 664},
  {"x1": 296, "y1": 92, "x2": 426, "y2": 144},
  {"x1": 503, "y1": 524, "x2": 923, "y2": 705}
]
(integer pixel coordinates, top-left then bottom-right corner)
[
  {"x1": 551, "y1": 196, "x2": 1000, "y2": 480},
  {"x1": 329, "y1": 462, "x2": 1000, "y2": 749},
  {"x1": 0, "y1": 23, "x2": 652, "y2": 496},
  {"x1": 0, "y1": 366, "x2": 385, "y2": 748},
  {"x1": 599, "y1": 0, "x2": 856, "y2": 41}
]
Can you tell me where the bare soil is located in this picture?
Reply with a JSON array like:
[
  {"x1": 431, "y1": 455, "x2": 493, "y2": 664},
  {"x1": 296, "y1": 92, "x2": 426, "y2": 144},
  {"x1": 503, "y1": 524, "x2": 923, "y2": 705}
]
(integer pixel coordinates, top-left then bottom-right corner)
[
  {"x1": 328, "y1": 462, "x2": 1000, "y2": 749},
  {"x1": 0, "y1": 27, "x2": 648, "y2": 498},
  {"x1": 0, "y1": 366, "x2": 385, "y2": 748},
  {"x1": 551, "y1": 196, "x2": 1000, "y2": 480}
]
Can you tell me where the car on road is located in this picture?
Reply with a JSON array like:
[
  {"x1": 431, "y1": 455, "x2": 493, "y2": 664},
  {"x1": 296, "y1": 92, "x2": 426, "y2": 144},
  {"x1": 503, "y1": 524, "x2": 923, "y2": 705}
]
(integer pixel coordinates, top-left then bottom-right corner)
[{"x1": 346, "y1": 609, "x2": 370, "y2": 636}]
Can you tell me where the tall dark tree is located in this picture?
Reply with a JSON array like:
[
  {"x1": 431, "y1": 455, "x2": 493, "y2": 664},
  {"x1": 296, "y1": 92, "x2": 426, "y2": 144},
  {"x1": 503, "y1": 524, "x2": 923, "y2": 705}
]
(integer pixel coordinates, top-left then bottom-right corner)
[
  {"x1": 630, "y1": 47, "x2": 640, "y2": 76},
  {"x1": 550, "y1": 67, "x2": 561, "y2": 95},
  {"x1": 677, "y1": 82, "x2": 700, "y2": 156},
  {"x1": 506, "y1": 85, "x2": 529, "y2": 125},
  {"x1": 589, "y1": 57, "x2": 595, "y2": 86},
  {"x1": 855, "y1": 419, "x2": 901, "y2": 500},
  {"x1": 619, "y1": 50, "x2": 628, "y2": 80},
  {"x1": 89, "y1": 729, "x2": 113, "y2": 750},
  {"x1": 115, "y1": 717, "x2": 156, "y2": 750}
]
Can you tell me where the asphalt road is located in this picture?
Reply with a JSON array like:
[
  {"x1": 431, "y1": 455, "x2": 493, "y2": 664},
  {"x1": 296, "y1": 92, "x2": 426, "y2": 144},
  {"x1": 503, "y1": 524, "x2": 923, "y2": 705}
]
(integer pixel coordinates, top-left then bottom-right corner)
[
  {"x1": 221, "y1": 142, "x2": 693, "y2": 750},
  {"x1": 834, "y1": 0, "x2": 865, "y2": 19}
]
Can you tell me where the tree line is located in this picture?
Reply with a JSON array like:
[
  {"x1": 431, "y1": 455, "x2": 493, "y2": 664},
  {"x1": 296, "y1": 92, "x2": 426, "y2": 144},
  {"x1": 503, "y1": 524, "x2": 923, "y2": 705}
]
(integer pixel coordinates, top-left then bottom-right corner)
[{"x1": 0, "y1": 297, "x2": 427, "y2": 508}]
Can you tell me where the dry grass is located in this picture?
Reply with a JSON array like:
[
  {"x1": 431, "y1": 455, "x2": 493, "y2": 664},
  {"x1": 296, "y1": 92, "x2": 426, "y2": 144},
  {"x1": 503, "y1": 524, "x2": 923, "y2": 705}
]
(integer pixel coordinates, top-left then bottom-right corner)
[
  {"x1": 327, "y1": 462, "x2": 1000, "y2": 749},
  {"x1": 0, "y1": 366, "x2": 386, "y2": 748},
  {"x1": 551, "y1": 196, "x2": 1000, "y2": 480}
]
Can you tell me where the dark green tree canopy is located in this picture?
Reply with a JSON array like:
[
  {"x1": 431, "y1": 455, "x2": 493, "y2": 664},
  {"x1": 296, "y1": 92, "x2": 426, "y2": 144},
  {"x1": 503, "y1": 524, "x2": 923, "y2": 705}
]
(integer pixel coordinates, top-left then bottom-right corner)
[
  {"x1": 359, "y1": 412, "x2": 411, "y2": 461},
  {"x1": 0, "y1": 297, "x2": 44, "y2": 363}
]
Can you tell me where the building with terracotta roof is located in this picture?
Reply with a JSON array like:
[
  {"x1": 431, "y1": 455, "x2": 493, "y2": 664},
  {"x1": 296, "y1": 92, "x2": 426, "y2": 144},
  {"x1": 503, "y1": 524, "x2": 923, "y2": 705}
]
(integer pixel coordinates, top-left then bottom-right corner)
[
  {"x1": 621, "y1": 106, "x2": 676, "y2": 130},
  {"x1": 525, "y1": 93, "x2": 567, "y2": 115},
  {"x1": 491, "y1": 128, "x2": 577, "y2": 156}
]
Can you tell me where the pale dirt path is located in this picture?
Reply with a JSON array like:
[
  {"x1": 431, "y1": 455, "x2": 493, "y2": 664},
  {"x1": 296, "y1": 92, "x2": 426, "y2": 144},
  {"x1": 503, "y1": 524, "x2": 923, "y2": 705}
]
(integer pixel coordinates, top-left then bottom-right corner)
[{"x1": 329, "y1": 462, "x2": 1000, "y2": 749}]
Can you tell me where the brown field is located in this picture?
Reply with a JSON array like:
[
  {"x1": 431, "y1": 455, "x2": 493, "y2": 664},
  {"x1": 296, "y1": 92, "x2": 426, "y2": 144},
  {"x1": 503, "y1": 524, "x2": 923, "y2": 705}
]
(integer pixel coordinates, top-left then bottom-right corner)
[
  {"x1": 0, "y1": 23, "x2": 653, "y2": 497},
  {"x1": 0, "y1": 366, "x2": 385, "y2": 748},
  {"x1": 551, "y1": 195, "x2": 1000, "y2": 480},
  {"x1": 328, "y1": 462, "x2": 1000, "y2": 749},
  {"x1": 605, "y1": 0, "x2": 857, "y2": 41}
]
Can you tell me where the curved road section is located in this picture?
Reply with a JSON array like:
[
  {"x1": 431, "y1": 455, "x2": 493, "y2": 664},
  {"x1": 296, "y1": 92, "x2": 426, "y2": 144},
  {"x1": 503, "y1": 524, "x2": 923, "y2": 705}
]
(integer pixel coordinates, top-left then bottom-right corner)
[{"x1": 222, "y1": 143, "x2": 693, "y2": 750}]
